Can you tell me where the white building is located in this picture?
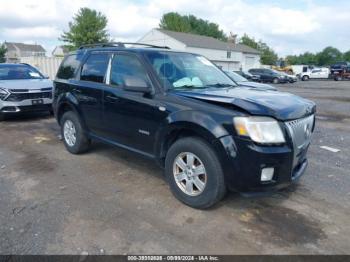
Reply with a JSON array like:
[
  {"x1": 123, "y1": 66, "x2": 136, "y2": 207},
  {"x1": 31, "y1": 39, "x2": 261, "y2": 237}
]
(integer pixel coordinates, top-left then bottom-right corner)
[
  {"x1": 52, "y1": 45, "x2": 69, "y2": 57},
  {"x1": 4, "y1": 42, "x2": 46, "y2": 63},
  {"x1": 138, "y1": 29, "x2": 260, "y2": 71}
]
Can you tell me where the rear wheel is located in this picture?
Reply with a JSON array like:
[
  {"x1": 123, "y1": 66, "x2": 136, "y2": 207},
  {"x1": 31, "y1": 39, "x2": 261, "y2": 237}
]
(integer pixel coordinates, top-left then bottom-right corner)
[
  {"x1": 302, "y1": 75, "x2": 309, "y2": 81},
  {"x1": 165, "y1": 137, "x2": 226, "y2": 209},
  {"x1": 60, "y1": 111, "x2": 90, "y2": 154},
  {"x1": 0, "y1": 113, "x2": 4, "y2": 122}
]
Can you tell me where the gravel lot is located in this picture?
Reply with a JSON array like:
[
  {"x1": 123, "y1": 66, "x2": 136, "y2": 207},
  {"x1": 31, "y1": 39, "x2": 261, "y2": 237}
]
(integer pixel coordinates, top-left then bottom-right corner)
[{"x1": 0, "y1": 80, "x2": 349, "y2": 254}]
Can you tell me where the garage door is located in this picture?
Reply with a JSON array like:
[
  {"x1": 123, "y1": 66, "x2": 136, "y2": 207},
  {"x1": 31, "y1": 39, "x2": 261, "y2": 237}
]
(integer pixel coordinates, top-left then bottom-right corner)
[{"x1": 245, "y1": 56, "x2": 255, "y2": 69}]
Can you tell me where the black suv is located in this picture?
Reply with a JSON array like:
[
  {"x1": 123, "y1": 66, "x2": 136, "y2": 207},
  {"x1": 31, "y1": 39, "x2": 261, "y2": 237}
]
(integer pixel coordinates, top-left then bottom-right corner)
[
  {"x1": 248, "y1": 68, "x2": 288, "y2": 84},
  {"x1": 53, "y1": 43, "x2": 316, "y2": 209}
]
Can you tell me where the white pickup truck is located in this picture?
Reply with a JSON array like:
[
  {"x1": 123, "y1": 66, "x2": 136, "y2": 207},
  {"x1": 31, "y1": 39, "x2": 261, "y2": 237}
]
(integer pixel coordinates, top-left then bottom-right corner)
[{"x1": 299, "y1": 67, "x2": 330, "y2": 81}]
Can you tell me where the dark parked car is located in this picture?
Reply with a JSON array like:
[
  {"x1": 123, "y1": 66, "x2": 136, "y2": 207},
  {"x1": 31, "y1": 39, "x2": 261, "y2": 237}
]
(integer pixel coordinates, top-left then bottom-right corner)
[
  {"x1": 235, "y1": 70, "x2": 260, "y2": 82},
  {"x1": 53, "y1": 43, "x2": 316, "y2": 209},
  {"x1": 248, "y1": 68, "x2": 289, "y2": 84},
  {"x1": 330, "y1": 62, "x2": 350, "y2": 75},
  {"x1": 224, "y1": 71, "x2": 276, "y2": 91}
]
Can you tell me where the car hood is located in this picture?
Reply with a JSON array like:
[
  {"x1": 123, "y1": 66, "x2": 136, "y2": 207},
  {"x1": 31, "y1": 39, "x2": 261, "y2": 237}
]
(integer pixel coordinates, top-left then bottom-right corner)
[
  {"x1": 0, "y1": 79, "x2": 53, "y2": 90},
  {"x1": 171, "y1": 87, "x2": 316, "y2": 121},
  {"x1": 238, "y1": 81, "x2": 277, "y2": 91}
]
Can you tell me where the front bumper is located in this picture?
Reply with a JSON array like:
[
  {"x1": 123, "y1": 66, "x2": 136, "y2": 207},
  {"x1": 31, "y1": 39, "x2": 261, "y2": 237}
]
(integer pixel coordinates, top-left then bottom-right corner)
[
  {"x1": 0, "y1": 98, "x2": 52, "y2": 114},
  {"x1": 214, "y1": 135, "x2": 309, "y2": 193}
]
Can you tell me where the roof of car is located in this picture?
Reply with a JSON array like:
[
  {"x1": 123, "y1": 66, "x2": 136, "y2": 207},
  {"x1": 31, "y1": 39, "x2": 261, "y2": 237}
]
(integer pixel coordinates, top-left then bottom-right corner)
[
  {"x1": 0, "y1": 63, "x2": 31, "y2": 67},
  {"x1": 72, "y1": 44, "x2": 197, "y2": 56}
]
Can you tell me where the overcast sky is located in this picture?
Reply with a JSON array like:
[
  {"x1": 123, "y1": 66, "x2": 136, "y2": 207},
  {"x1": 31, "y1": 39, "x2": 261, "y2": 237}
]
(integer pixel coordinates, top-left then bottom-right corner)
[{"x1": 1, "y1": 0, "x2": 349, "y2": 57}]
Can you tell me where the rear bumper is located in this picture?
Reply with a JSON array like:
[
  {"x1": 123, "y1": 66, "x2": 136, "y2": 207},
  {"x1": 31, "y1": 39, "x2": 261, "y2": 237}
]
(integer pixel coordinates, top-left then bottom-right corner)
[
  {"x1": 0, "y1": 98, "x2": 52, "y2": 114},
  {"x1": 214, "y1": 135, "x2": 309, "y2": 193}
]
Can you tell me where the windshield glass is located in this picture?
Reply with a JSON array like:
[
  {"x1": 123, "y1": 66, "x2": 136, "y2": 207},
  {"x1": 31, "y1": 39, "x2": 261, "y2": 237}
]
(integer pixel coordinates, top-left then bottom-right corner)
[
  {"x1": 0, "y1": 65, "x2": 44, "y2": 80},
  {"x1": 225, "y1": 71, "x2": 248, "y2": 82},
  {"x1": 145, "y1": 51, "x2": 236, "y2": 89}
]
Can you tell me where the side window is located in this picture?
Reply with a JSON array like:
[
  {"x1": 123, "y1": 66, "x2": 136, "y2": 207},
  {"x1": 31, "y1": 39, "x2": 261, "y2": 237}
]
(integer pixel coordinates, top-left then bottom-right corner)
[
  {"x1": 80, "y1": 53, "x2": 110, "y2": 83},
  {"x1": 110, "y1": 54, "x2": 149, "y2": 87},
  {"x1": 56, "y1": 54, "x2": 81, "y2": 79}
]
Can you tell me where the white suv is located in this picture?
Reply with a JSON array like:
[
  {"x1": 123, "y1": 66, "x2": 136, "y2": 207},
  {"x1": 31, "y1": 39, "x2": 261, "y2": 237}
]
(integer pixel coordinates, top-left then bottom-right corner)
[{"x1": 0, "y1": 63, "x2": 53, "y2": 121}]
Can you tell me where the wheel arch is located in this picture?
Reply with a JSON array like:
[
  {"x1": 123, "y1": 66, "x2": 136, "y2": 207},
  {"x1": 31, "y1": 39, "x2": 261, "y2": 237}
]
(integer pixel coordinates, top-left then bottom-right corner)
[
  {"x1": 56, "y1": 94, "x2": 86, "y2": 129},
  {"x1": 155, "y1": 112, "x2": 230, "y2": 166}
]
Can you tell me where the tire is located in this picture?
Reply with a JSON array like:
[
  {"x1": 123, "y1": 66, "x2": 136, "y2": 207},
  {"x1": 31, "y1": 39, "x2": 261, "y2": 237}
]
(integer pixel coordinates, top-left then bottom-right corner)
[
  {"x1": 272, "y1": 78, "x2": 279, "y2": 84},
  {"x1": 334, "y1": 76, "x2": 341, "y2": 81},
  {"x1": 60, "y1": 111, "x2": 90, "y2": 154},
  {"x1": 302, "y1": 75, "x2": 309, "y2": 81},
  {"x1": 165, "y1": 137, "x2": 226, "y2": 209},
  {"x1": 0, "y1": 113, "x2": 4, "y2": 122}
]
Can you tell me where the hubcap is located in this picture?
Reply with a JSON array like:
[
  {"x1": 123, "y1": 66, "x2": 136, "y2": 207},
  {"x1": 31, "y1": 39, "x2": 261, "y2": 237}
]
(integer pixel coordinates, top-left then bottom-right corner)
[
  {"x1": 173, "y1": 152, "x2": 207, "y2": 196},
  {"x1": 63, "y1": 120, "x2": 76, "y2": 147}
]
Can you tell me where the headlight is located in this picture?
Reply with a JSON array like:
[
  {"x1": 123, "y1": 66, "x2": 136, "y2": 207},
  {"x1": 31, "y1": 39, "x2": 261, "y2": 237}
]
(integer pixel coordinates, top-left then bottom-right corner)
[
  {"x1": 234, "y1": 116, "x2": 285, "y2": 144},
  {"x1": 0, "y1": 88, "x2": 9, "y2": 100}
]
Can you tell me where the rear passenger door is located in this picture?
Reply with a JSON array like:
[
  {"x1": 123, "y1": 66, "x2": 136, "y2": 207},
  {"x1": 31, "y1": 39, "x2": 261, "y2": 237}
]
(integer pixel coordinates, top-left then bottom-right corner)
[{"x1": 73, "y1": 52, "x2": 110, "y2": 135}]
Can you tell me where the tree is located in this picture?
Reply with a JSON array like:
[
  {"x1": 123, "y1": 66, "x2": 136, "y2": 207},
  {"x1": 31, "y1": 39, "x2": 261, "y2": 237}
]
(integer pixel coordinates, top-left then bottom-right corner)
[
  {"x1": 159, "y1": 12, "x2": 191, "y2": 33},
  {"x1": 159, "y1": 12, "x2": 227, "y2": 41},
  {"x1": 239, "y1": 34, "x2": 277, "y2": 65},
  {"x1": 239, "y1": 34, "x2": 259, "y2": 50},
  {"x1": 315, "y1": 46, "x2": 343, "y2": 66},
  {"x1": 342, "y1": 50, "x2": 350, "y2": 62},
  {"x1": 286, "y1": 52, "x2": 317, "y2": 65},
  {"x1": 60, "y1": 7, "x2": 110, "y2": 49},
  {"x1": 0, "y1": 43, "x2": 7, "y2": 63}
]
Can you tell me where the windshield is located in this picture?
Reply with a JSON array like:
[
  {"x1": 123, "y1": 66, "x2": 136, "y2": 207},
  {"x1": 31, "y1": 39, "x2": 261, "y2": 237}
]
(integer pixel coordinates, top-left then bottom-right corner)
[
  {"x1": 225, "y1": 71, "x2": 248, "y2": 82},
  {"x1": 0, "y1": 65, "x2": 44, "y2": 80},
  {"x1": 145, "y1": 51, "x2": 237, "y2": 89}
]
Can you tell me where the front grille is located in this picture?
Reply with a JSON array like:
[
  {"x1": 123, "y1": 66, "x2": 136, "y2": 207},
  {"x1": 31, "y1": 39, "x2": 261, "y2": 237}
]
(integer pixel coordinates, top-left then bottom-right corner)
[
  {"x1": 5, "y1": 92, "x2": 52, "y2": 102},
  {"x1": 285, "y1": 114, "x2": 315, "y2": 167}
]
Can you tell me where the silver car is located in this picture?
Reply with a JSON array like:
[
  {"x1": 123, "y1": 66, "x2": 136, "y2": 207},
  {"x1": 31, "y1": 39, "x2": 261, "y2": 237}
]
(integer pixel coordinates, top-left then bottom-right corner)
[{"x1": 0, "y1": 63, "x2": 53, "y2": 121}]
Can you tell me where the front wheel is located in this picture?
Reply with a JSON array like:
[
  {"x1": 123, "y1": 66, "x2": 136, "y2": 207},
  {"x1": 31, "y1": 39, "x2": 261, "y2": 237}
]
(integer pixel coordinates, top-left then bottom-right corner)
[
  {"x1": 60, "y1": 111, "x2": 90, "y2": 154},
  {"x1": 272, "y1": 78, "x2": 279, "y2": 84},
  {"x1": 165, "y1": 137, "x2": 226, "y2": 209}
]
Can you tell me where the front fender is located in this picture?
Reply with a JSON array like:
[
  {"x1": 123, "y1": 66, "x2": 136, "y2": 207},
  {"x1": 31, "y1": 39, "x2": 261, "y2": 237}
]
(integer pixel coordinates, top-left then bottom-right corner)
[{"x1": 154, "y1": 110, "x2": 230, "y2": 159}]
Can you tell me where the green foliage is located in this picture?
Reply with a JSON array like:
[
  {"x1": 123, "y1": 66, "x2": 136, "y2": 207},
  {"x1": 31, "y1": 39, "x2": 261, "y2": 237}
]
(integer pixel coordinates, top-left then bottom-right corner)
[
  {"x1": 286, "y1": 52, "x2": 318, "y2": 65},
  {"x1": 343, "y1": 50, "x2": 350, "y2": 62},
  {"x1": 0, "y1": 43, "x2": 7, "y2": 63},
  {"x1": 239, "y1": 34, "x2": 277, "y2": 65},
  {"x1": 159, "y1": 12, "x2": 227, "y2": 41},
  {"x1": 60, "y1": 7, "x2": 110, "y2": 49},
  {"x1": 316, "y1": 46, "x2": 343, "y2": 66},
  {"x1": 286, "y1": 47, "x2": 345, "y2": 66}
]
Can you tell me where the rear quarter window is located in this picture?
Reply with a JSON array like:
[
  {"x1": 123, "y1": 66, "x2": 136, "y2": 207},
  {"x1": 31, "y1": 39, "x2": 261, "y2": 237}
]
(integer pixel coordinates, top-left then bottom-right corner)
[{"x1": 56, "y1": 54, "x2": 82, "y2": 80}]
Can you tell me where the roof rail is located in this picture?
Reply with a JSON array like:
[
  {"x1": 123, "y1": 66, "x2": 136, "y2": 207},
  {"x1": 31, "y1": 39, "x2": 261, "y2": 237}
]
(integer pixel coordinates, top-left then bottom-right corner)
[{"x1": 78, "y1": 42, "x2": 170, "y2": 50}]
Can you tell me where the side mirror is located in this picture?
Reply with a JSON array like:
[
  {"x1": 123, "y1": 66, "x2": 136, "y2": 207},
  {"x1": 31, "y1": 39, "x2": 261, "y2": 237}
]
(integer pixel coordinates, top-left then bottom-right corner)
[{"x1": 123, "y1": 76, "x2": 151, "y2": 93}]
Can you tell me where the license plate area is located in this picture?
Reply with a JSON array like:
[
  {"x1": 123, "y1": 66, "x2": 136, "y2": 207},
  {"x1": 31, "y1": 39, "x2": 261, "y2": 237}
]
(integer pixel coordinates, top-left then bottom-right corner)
[{"x1": 32, "y1": 99, "x2": 44, "y2": 105}]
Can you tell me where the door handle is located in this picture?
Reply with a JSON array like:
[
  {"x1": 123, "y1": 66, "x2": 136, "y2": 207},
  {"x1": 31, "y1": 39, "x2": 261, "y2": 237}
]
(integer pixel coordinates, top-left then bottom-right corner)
[
  {"x1": 105, "y1": 95, "x2": 119, "y2": 102},
  {"x1": 73, "y1": 88, "x2": 82, "y2": 93}
]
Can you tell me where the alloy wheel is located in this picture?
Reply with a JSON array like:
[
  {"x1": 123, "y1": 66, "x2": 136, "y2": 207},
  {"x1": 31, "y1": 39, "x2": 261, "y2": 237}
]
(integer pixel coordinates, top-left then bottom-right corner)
[
  {"x1": 173, "y1": 152, "x2": 207, "y2": 196},
  {"x1": 63, "y1": 120, "x2": 77, "y2": 147}
]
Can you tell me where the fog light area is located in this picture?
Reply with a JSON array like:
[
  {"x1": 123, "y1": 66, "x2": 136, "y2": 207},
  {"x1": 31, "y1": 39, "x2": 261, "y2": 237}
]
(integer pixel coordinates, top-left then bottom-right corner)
[{"x1": 261, "y1": 167, "x2": 274, "y2": 182}]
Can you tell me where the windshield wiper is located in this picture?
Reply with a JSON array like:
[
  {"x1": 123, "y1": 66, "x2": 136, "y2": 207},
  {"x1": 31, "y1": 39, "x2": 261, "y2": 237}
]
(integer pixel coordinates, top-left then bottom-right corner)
[
  {"x1": 207, "y1": 83, "x2": 236, "y2": 88},
  {"x1": 173, "y1": 85, "x2": 205, "y2": 89}
]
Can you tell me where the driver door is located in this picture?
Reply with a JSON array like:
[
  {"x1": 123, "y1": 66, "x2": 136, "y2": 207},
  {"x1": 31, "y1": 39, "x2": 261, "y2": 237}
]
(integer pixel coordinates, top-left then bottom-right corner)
[{"x1": 102, "y1": 52, "x2": 166, "y2": 155}]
